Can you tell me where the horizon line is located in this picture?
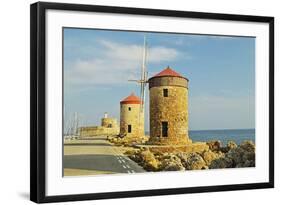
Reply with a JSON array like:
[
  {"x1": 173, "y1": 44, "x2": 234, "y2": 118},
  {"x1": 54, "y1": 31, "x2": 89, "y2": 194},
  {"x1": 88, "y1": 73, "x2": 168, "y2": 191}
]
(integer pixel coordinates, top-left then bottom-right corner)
[{"x1": 143, "y1": 128, "x2": 255, "y2": 132}]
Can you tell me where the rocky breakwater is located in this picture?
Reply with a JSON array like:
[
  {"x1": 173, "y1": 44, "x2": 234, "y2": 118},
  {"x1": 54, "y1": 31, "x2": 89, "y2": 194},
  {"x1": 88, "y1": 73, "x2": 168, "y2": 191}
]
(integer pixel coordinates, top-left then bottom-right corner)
[
  {"x1": 107, "y1": 135, "x2": 149, "y2": 146},
  {"x1": 125, "y1": 140, "x2": 255, "y2": 171}
]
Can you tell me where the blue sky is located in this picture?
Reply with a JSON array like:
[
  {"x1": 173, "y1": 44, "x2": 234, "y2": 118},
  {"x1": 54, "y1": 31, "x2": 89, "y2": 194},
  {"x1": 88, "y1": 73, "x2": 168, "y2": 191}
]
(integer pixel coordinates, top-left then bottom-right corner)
[{"x1": 64, "y1": 28, "x2": 255, "y2": 131}]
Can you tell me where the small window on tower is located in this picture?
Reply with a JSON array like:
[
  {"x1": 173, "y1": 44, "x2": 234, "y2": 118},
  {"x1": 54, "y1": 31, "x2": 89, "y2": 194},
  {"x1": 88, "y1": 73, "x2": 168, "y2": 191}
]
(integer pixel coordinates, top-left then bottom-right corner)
[
  {"x1": 128, "y1": 107, "x2": 131, "y2": 111},
  {"x1": 128, "y1": 125, "x2": 132, "y2": 133},
  {"x1": 162, "y1": 121, "x2": 168, "y2": 137},
  {"x1": 163, "y1": 89, "x2": 168, "y2": 97}
]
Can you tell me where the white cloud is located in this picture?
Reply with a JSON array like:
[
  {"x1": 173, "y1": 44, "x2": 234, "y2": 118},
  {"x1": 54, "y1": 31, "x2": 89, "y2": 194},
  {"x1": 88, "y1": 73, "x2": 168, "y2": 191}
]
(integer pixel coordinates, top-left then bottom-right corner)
[
  {"x1": 65, "y1": 40, "x2": 183, "y2": 86},
  {"x1": 100, "y1": 40, "x2": 180, "y2": 62},
  {"x1": 65, "y1": 58, "x2": 138, "y2": 85}
]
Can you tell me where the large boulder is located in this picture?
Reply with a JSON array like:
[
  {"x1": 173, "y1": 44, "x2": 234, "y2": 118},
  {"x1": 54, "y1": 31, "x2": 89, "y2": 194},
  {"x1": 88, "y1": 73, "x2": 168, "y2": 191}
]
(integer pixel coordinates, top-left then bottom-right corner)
[
  {"x1": 226, "y1": 147, "x2": 244, "y2": 165},
  {"x1": 185, "y1": 153, "x2": 206, "y2": 170},
  {"x1": 227, "y1": 141, "x2": 238, "y2": 150},
  {"x1": 219, "y1": 141, "x2": 237, "y2": 153},
  {"x1": 124, "y1": 148, "x2": 138, "y2": 156},
  {"x1": 206, "y1": 140, "x2": 222, "y2": 152},
  {"x1": 240, "y1": 140, "x2": 255, "y2": 153},
  {"x1": 160, "y1": 154, "x2": 185, "y2": 171},
  {"x1": 176, "y1": 152, "x2": 189, "y2": 164},
  {"x1": 242, "y1": 160, "x2": 255, "y2": 167},
  {"x1": 125, "y1": 149, "x2": 142, "y2": 163},
  {"x1": 209, "y1": 157, "x2": 233, "y2": 169},
  {"x1": 201, "y1": 150, "x2": 224, "y2": 166},
  {"x1": 210, "y1": 140, "x2": 256, "y2": 169},
  {"x1": 225, "y1": 140, "x2": 255, "y2": 167},
  {"x1": 139, "y1": 150, "x2": 159, "y2": 171},
  {"x1": 242, "y1": 151, "x2": 255, "y2": 162}
]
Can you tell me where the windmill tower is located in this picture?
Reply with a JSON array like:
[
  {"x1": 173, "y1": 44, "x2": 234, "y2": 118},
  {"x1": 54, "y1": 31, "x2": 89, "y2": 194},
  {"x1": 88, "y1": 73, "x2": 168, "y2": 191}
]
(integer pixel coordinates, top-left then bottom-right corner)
[
  {"x1": 119, "y1": 93, "x2": 144, "y2": 138},
  {"x1": 148, "y1": 66, "x2": 191, "y2": 145}
]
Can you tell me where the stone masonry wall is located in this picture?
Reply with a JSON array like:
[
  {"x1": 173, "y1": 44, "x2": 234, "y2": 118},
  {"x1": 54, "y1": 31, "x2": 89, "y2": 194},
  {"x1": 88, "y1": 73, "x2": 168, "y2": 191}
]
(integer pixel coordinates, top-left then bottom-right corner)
[
  {"x1": 79, "y1": 126, "x2": 119, "y2": 137},
  {"x1": 149, "y1": 76, "x2": 188, "y2": 89},
  {"x1": 101, "y1": 118, "x2": 118, "y2": 128}
]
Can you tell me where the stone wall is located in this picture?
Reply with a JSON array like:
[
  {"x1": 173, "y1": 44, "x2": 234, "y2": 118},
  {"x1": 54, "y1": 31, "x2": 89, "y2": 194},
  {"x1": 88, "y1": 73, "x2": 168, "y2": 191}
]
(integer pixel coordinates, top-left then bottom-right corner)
[
  {"x1": 80, "y1": 117, "x2": 119, "y2": 137},
  {"x1": 120, "y1": 103, "x2": 144, "y2": 138},
  {"x1": 148, "y1": 76, "x2": 190, "y2": 145},
  {"x1": 79, "y1": 126, "x2": 119, "y2": 137}
]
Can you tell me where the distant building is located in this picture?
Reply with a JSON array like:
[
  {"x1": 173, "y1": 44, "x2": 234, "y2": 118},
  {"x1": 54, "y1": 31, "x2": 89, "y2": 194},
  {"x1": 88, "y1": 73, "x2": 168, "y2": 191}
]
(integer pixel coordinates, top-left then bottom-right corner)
[
  {"x1": 120, "y1": 93, "x2": 144, "y2": 138},
  {"x1": 148, "y1": 66, "x2": 191, "y2": 145},
  {"x1": 79, "y1": 112, "x2": 119, "y2": 137}
]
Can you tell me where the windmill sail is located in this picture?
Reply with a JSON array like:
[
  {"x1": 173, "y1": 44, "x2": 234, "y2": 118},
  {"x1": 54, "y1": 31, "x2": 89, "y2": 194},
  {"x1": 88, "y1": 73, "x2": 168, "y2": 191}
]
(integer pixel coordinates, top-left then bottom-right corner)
[
  {"x1": 128, "y1": 35, "x2": 148, "y2": 137},
  {"x1": 140, "y1": 36, "x2": 148, "y2": 112}
]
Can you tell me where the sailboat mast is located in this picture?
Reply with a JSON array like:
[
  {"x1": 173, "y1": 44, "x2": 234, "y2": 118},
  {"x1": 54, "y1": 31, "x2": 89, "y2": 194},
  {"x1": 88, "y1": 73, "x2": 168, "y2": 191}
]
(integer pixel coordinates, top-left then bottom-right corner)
[{"x1": 75, "y1": 112, "x2": 79, "y2": 135}]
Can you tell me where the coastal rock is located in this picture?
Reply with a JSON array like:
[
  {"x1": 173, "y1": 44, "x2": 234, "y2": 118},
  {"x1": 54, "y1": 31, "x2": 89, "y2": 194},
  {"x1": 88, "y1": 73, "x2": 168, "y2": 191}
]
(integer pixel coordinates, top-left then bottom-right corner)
[
  {"x1": 128, "y1": 153, "x2": 142, "y2": 163},
  {"x1": 240, "y1": 140, "x2": 255, "y2": 153},
  {"x1": 185, "y1": 153, "x2": 206, "y2": 170},
  {"x1": 162, "y1": 162, "x2": 185, "y2": 171},
  {"x1": 209, "y1": 157, "x2": 233, "y2": 169},
  {"x1": 226, "y1": 147, "x2": 244, "y2": 165},
  {"x1": 124, "y1": 149, "x2": 137, "y2": 156},
  {"x1": 225, "y1": 140, "x2": 255, "y2": 167},
  {"x1": 109, "y1": 135, "x2": 149, "y2": 146},
  {"x1": 218, "y1": 141, "x2": 237, "y2": 153},
  {"x1": 139, "y1": 150, "x2": 159, "y2": 171},
  {"x1": 126, "y1": 148, "x2": 142, "y2": 163},
  {"x1": 127, "y1": 140, "x2": 256, "y2": 171},
  {"x1": 242, "y1": 151, "x2": 255, "y2": 162},
  {"x1": 209, "y1": 140, "x2": 256, "y2": 169},
  {"x1": 243, "y1": 159, "x2": 255, "y2": 167},
  {"x1": 111, "y1": 137, "x2": 118, "y2": 143},
  {"x1": 160, "y1": 154, "x2": 185, "y2": 171},
  {"x1": 176, "y1": 152, "x2": 189, "y2": 164},
  {"x1": 206, "y1": 140, "x2": 222, "y2": 152},
  {"x1": 227, "y1": 141, "x2": 238, "y2": 150},
  {"x1": 201, "y1": 150, "x2": 224, "y2": 166}
]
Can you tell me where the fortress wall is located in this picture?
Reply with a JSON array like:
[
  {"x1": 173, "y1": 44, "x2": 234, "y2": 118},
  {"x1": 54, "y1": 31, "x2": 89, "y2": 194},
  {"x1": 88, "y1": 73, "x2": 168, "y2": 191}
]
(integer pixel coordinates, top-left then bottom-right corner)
[
  {"x1": 80, "y1": 125, "x2": 119, "y2": 137},
  {"x1": 80, "y1": 116, "x2": 119, "y2": 137}
]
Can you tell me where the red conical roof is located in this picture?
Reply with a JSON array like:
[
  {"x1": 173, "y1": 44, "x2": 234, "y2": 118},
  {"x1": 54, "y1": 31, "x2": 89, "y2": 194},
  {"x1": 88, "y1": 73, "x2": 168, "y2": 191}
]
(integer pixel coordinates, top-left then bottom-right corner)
[
  {"x1": 153, "y1": 66, "x2": 182, "y2": 78},
  {"x1": 120, "y1": 93, "x2": 142, "y2": 104}
]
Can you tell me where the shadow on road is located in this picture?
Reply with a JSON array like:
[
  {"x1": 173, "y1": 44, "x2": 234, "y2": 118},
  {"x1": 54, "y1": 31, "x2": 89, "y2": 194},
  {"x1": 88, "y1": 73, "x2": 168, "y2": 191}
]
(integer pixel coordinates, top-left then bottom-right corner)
[{"x1": 63, "y1": 154, "x2": 128, "y2": 173}]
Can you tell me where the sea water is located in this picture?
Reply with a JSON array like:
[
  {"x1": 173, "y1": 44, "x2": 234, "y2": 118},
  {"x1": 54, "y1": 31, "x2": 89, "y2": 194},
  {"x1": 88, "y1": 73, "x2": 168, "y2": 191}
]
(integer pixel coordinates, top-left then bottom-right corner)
[
  {"x1": 145, "y1": 129, "x2": 255, "y2": 145},
  {"x1": 189, "y1": 129, "x2": 255, "y2": 145}
]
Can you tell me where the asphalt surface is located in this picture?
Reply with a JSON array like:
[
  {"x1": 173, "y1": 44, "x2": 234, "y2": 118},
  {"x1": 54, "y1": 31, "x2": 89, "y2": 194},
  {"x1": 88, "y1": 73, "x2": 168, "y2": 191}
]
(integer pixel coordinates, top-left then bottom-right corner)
[{"x1": 64, "y1": 136, "x2": 145, "y2": 175}]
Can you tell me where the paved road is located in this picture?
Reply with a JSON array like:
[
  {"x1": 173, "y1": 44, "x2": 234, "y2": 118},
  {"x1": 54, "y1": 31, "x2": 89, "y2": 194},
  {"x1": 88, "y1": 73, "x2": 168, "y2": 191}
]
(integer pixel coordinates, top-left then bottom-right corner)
[{"x1": 64, "y1": 136, "x2": 145, "y2": 176}]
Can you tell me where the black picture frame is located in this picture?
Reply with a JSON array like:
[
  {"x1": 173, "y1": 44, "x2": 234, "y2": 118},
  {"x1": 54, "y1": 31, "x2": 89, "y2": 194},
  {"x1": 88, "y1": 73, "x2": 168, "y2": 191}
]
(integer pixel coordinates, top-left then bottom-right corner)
[{"x1": 30, "y1": 1, "x2": 274, "y2": 203}]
